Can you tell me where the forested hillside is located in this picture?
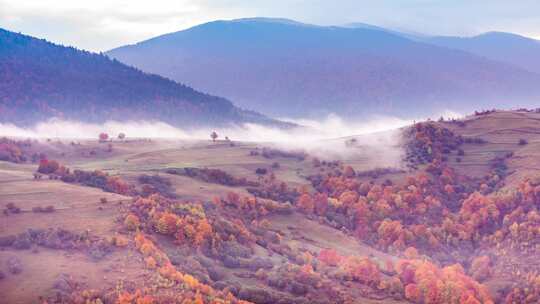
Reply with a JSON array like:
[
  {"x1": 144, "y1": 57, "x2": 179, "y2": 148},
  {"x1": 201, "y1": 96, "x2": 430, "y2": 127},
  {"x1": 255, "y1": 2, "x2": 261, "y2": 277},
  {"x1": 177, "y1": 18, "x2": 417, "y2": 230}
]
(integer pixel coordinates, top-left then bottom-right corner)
[{"x1": 0, "y1": 28, "x2": 279, "y2": 128}]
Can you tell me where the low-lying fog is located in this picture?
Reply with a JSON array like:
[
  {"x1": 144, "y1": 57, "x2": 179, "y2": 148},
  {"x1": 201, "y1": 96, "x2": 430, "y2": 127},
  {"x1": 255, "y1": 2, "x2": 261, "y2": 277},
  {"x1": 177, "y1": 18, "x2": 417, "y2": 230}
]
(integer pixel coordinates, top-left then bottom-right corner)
[{"x1": 0, "y1": 111, "x2": 461, "y2": 168}]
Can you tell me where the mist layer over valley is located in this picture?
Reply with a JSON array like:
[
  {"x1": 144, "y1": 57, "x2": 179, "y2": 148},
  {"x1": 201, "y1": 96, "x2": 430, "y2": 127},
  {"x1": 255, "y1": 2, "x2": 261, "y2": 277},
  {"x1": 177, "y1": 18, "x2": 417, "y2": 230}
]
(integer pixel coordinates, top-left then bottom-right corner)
[{"x1": 0, "y1": 111, "x2": 442, "y2": 168}]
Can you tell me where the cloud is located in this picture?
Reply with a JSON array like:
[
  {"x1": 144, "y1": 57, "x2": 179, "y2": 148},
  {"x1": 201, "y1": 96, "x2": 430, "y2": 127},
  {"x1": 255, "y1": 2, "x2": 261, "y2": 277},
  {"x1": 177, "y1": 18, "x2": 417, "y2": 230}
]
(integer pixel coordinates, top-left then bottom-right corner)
[
  {"x1": 0, "y1": 114, "x2": 411, "y2": 141},
  {"x1": 0, "y1": 0, "x2": 216, "y2": 50},
  {"x1": 0, "y1": 115, "x2": 405, "y2": 168},
  {"x1": 0, "y1": 111, "x2": 463, "y2": 168},
  {"x1": 1, "y1": 0, "x2": 540, "y2": 51}
]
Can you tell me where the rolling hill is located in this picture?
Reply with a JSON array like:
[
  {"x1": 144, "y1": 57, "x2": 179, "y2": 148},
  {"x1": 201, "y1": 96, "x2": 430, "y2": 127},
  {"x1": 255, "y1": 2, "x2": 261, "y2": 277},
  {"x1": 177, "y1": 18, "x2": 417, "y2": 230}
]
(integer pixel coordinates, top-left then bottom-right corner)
[
  {"x1": 107, "y1": 18, "x2": 540, "y2": 118},
  {"x1": 0, "y1": 28, "x2": 282, "y2": 128}
]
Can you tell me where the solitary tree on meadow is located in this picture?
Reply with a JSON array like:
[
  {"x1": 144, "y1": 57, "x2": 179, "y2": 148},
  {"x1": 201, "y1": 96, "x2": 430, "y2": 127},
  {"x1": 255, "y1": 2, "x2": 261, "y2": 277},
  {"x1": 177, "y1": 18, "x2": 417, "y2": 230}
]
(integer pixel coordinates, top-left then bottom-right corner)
[
  {"x1": 211, "y1": 131, "x2": 218, "y2": 142},
  {"x1": 99, "y1": 133, "x2": 109, "y2": 142}
]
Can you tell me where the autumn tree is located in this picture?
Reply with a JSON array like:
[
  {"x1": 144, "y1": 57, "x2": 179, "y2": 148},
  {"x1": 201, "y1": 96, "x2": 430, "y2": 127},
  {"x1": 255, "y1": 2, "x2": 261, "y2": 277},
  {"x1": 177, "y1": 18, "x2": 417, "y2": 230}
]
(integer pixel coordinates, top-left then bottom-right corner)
[
  {"x1": 37, "y1": 159, "x2": 60, "y2": 174},
  {"x1": 297, "y1": 193, "x2": 314, "y2": 213},
  {"x1": 343, "y1": 165, "x2": 356, "y2": 178},
  {"x1": 318, "y1": 248, "x2": 342, "y2": 266},
  {"x1": 124, "y1": 214, "x2": 141, "y2": 231},
  {"x1": 99, "y1": 132, "x2": 109, "y2": 142},
  {"x1": 313, "y1": 192, "x2": 328, "y2": 215},
  {"x1": 342, "y1": 256, "x2": 381, "y2": 286},
  {"x1": 105, "y1": 176, "x2": 131, "y2": 195},
  {"x1": 470, "y1": 255, "x2": 492, "y2": 282},
  {"x1": 396, "y1": 259, "x2": 493, "y2": 304}
]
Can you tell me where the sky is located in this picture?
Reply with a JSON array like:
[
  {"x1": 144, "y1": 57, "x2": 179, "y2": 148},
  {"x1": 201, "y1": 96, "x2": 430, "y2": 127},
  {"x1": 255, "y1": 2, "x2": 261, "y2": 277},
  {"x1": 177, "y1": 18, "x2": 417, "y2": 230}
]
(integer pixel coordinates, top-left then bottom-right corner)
[{"x1": 1, "y1": 0, "x2": 540, "y2": 52}]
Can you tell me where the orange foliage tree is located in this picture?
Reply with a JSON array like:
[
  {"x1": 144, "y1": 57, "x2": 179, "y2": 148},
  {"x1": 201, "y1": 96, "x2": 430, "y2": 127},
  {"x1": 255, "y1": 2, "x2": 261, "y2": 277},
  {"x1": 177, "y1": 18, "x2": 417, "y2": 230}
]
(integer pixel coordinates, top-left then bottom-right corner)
[{"x1": 318, "y1": 248, "x2": 342, "y2": 267}]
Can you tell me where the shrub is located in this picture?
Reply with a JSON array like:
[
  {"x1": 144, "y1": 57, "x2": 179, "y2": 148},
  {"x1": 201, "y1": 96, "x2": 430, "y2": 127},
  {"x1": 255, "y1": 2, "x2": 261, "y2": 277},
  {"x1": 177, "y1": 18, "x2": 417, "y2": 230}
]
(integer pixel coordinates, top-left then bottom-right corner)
[
  {"x1": 112, "y1": 235, "x2": 129, "y2": 247},
  {"x1": 255, "y1": 168, "x2": 268, "y2": 175},
  {"x1": 342, "y1": 256, "x2": 381, "y2": 286},
  {"x1": 167, "y1": 167, "x2": 256, "y2": 188},
  {"x1": 124, "y1": 214, "x2": 141, "y2": 231},
  {"x1": 260, "y1": 147, "x2": 306, "y2": 161},
  {"x1": 7, "y1": 257, "x2": 22, "y2": 274},
  {"x1": 318, "y1": 249, "x2": 342, "y2": 266},
  {"x1": 138, "y1": 174, "x2": 175, "y2": 198},
  {"x1": 31, "y1": 205, "x2": 55, "y2": 213},
  {"x1": 5, "y1": 203, "x2": 21, "y2": 214}
]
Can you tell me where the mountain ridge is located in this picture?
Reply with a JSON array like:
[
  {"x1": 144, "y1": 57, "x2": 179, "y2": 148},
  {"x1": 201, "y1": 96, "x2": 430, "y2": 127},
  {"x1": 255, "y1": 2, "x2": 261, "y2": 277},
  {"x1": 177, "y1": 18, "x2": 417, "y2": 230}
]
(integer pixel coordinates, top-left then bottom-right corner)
[
  {"x1": 107, "y1": 18, "x2": 540, "y2": 118},
  {"x1": 421, "y1": 31, "x2": 540, "y2": 74}
]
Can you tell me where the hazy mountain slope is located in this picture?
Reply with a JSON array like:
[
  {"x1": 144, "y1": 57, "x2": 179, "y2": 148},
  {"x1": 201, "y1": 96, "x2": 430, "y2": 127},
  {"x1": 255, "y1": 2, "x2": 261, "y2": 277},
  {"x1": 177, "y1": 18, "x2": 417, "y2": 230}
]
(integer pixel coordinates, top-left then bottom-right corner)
[
  {"x1": 346, "y1": 24, "x2": 540, "y2": 75},
  {"x1": 107, "y1": 18, "x2": 540, "y2": 118},
  {"x1": 344, "y1": 22, "x2": 427, "y2": 41},
  {"x1": 0, "y1": 28, "x2": 281, "y2": 128},
  {"x1": 423, "y1": 32, "x2": 540, "y2": 74}
]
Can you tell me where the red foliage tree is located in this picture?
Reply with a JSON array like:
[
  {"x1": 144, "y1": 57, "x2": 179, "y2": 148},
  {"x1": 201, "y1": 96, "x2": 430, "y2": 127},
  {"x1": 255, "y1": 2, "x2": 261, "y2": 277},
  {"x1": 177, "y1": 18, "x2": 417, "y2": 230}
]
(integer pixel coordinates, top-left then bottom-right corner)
[
  {"x1": 318, "y1": 249, "x2": 342, "y2": 266},
  {"x1": 343, "y1": 256, "x2": 381, "y2": 286},
  {"x1": 99, "y1": 132, "x2": 109, "y2": 142},
  {"x1": 37, "y1": 159, "x2": 60, "y2": 174},
  {"x1": 297, "y1": 193, "x2": 314, "y2": 213}
]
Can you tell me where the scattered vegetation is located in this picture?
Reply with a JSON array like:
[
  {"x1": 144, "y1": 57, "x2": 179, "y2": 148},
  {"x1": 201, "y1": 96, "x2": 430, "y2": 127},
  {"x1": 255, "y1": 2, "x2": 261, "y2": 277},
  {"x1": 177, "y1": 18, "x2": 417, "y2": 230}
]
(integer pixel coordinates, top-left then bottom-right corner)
[
  {"x1": 250, "y1": 147, "x2": 307, "y2": 161},
  {"x1": 166, "y1": 167, "x2": 258, "y2": 187},
  {"x1": 519, "y1": 138, "x2": 528, "y2": 145},
  {"x1": 0, "y1": 137, "x2": 31, "y2": 163},
  {"x1": 138, "y1": 174, "x2": 176, "y2": 198},
  {"x1": 0, "y1": 228, "x2": 114, "y2": 260},
  {"x1": 37, "y1": 159, "x2": 135, "y2": 195},
  {"x1": 31, "y1": 205, "x2": 55, "y2": 213}
]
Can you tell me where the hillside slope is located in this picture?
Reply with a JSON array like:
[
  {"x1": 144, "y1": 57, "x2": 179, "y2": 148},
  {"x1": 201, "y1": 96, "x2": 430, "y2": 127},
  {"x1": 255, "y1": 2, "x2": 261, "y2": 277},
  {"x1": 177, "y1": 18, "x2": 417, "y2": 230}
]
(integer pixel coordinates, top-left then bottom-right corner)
[
  {"x1": 0, "y1": 28, "x2": 281, "y2": 128},
  {"x1": 107, "y1": 18, "x2": 540, "y2": 118},
  {"x1": 3, "y1": 110, "x2": 540, "y2": 303}
]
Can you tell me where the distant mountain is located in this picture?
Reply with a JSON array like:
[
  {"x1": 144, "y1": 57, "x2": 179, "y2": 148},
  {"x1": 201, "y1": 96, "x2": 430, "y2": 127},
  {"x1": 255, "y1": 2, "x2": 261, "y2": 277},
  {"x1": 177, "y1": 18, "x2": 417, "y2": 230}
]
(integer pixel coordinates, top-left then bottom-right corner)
[
  {"x1": 0, "y1": 28, "x2": 282, "y2": 128},
  {"x1": 421, "y1": 32, "x2": 540, "y2": 74},
  {"x1": 343, "y1": 22, "x2": 427, "y2": 41},
  {"x1": 342, "y1": 24, "x2": 540, "y2": 75},
  {"x1": 344, "y1": 24, "x2": 540, "y2": 75},
  {"x1": 107, "y1": 18, "x2": 540, "y2": 118}
]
